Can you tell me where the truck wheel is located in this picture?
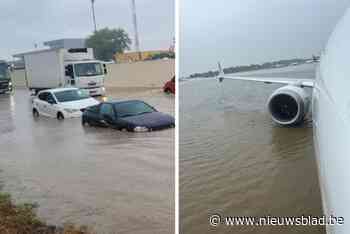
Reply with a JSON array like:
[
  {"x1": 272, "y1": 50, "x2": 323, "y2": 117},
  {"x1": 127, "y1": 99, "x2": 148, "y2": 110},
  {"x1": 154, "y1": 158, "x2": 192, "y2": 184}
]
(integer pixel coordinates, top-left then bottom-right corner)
[
  {"x1": 57, "y1": 112, "x2": 64, "y2": 120},
  {"x1": 32, "y1": 108, "x2": 39, "y2": 117}
]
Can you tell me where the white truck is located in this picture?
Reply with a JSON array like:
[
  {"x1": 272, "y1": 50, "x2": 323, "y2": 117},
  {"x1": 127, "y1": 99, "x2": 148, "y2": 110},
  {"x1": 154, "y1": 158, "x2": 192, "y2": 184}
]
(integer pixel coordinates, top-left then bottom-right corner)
[{"x1": 14, "y1": 48, "x2": 106, "y2": 96}]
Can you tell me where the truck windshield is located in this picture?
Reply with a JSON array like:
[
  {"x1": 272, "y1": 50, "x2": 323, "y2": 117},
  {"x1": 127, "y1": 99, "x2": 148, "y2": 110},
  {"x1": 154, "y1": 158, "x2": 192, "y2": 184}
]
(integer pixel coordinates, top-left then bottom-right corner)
[
  {"x1": 74, "y1": 63, "x2": 103, "y2": 77},
  {"x1": 54, "y1": 89, "x2": 90, "y2": 102},
  {"x1": 0, "y1": 63, "x2": 10, "y2": 80}
]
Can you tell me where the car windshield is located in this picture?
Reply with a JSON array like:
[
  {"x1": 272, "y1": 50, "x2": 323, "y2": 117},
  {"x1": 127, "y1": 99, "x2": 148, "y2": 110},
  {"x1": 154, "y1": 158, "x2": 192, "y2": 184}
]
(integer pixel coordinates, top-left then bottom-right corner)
[
  {"x1": 54, "y1": 89, "x2": 90, "y2": 102},
  {"x1": 0, "y1": 63, "x2": 10, "y2": 80},
  {"x1": 114, "y1": 101, "x2": 156, "y2": 118},
  {"x1": 74, "y1": 63, "x2": 102, "y2": 77}
]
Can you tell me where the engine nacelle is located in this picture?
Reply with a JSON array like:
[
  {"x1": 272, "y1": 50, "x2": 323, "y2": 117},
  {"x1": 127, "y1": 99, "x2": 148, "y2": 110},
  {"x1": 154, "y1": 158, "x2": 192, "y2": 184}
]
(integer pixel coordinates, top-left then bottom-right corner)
[{"x1": 267, "y1": 85, "x2": 310, "y2": 126}]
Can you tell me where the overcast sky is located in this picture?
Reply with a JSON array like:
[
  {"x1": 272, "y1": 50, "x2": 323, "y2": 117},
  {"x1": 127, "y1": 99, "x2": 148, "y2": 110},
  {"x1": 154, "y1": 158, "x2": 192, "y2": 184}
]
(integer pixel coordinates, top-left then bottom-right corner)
[
  {"x1": 180, "y1": 0, "x2": 350, "y2": 76},
  {"x1": 0, "y1": 0, "x2": 174, "y2": 60}
]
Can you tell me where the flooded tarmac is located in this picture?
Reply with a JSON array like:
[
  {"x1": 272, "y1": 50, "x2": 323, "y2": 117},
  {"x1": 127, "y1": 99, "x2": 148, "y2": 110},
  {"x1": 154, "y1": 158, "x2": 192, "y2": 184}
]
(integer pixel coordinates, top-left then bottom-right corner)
[
  {"x1": 0, "y1": 88, "x2": 174, "y2": 233},
  {"x1": 180, "y1": 64, "x2": 325, "y2": 233}
]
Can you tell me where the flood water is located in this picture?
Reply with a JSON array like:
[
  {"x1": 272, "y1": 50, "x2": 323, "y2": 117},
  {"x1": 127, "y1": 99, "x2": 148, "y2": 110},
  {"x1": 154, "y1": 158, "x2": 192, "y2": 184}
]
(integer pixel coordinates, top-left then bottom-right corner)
[
  {"x1": 0, "y1": 88, "x2": 174, "y2": 234},
  {"x1": 180, "y1": 64, "x2": 325, "y2": 234}
]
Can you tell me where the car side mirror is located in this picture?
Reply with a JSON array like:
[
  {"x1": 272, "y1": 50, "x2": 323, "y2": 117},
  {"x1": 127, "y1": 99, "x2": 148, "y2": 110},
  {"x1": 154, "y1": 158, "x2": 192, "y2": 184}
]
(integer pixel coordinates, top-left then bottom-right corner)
[{"x1": 65, "y1": 65, "x2": 74, "y2": 78}]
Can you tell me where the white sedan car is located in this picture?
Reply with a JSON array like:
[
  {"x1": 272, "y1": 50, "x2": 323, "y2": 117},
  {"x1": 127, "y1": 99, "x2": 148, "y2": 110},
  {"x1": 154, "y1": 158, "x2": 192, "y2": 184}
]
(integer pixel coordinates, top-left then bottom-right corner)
[{"x1": 32, "y1": 88, "x2": 100, "y2": 119}]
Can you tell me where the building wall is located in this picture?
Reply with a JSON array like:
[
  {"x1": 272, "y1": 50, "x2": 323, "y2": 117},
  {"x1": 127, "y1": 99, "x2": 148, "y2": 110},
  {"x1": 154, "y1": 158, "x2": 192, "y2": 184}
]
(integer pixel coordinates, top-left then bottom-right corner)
[
  {"x1": 44, "y1": 39, "x2": 86, "y2": 49},
  {"x1": 105, "y1": 59, "x2": 174, "y2": 88},
  {"x1": 11, "y1": 59, "x2": 175, "y2": 89}
]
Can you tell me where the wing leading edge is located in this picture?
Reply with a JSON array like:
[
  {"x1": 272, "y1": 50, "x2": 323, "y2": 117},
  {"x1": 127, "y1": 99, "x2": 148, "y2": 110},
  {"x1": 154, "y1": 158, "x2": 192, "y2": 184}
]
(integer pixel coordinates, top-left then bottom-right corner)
[
  {"x1": 218, "y1": 75, "x2": 314, "y2": 88},
  {"x1": 217, "y1": 62, "x2": 314, "y2": 88}
]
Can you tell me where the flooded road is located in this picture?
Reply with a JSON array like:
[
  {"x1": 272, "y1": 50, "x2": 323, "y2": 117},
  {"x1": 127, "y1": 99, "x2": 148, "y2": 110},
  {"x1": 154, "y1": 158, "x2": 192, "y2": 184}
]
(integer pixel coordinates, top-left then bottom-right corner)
[
  {"x1": 0, "y1": 88, "x2": 174, "y2": 234},
  {"x1": 180, "y1": 64, "x2": 325, "y2": 234}
]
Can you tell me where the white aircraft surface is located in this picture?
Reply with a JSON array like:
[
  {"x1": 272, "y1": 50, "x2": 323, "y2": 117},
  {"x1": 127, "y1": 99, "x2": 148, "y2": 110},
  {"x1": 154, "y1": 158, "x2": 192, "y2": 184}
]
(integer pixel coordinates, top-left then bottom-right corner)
[{"x1": 216, "y1": 8, "x2": 350, "y2": 234}]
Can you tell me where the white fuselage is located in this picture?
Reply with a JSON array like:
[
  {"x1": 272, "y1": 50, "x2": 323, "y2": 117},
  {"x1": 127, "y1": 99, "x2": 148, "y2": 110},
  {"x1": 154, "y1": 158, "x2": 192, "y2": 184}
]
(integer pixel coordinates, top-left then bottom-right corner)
[{"x1": 312, "y1": 7, "x2": 350, "y2": 234}]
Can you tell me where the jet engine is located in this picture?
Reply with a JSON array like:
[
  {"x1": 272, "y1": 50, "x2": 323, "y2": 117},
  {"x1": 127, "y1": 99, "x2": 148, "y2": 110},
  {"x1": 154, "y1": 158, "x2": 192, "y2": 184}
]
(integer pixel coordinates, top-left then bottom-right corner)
[{"x1": 267, "y1": 85, "x2": 310, "y2": 125}]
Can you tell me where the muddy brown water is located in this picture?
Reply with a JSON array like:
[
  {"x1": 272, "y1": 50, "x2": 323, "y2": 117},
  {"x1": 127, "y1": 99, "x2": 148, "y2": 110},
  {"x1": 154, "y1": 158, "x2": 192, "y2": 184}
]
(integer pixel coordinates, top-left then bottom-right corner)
[
  {"x1": 180, "y1": 64, "x2": 325, "y2": 234},
  {"x1": 0, "y1": 88, "x2": 174, "y2": 234}
]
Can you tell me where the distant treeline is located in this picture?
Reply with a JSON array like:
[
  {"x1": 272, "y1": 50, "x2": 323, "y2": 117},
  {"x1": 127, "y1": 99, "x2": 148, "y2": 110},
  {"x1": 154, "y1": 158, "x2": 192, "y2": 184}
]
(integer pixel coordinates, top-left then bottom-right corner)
[{"x1": 188, "y1": 58, "x2": 312, "y2": 79}]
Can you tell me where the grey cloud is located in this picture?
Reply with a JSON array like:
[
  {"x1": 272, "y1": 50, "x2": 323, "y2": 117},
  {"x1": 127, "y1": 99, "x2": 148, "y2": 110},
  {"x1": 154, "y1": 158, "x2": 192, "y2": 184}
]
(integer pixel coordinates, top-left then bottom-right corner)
[
  {"x1": 180, "y1": 0, "x2": 350, "y2": 76},
  {"x1": 0, "y1": 0, "x2": 174, "y2": 60}
]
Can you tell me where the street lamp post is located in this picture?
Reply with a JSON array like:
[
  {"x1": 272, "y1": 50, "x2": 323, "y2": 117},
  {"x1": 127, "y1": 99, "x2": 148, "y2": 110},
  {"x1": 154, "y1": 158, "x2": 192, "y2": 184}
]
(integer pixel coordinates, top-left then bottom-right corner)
[
  {"x1": 131, "y1": 0, "x2": 142, "y2": 60},
  {"x1": 91, "y1": 0, "x2": 97, "y2": 32}
]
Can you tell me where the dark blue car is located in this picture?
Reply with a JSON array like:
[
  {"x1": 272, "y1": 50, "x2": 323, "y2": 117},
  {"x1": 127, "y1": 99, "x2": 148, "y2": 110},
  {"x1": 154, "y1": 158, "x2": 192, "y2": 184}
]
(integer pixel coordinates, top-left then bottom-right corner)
[{"x1": 82, "y1": 100, "x2": 175, "y2": 132}]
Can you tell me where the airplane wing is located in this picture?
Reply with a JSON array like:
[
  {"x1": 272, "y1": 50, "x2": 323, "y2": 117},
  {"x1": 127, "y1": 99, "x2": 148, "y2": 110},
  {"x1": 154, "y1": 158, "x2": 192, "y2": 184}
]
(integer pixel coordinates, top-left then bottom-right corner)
[
  {"x1": 218, "y1": 75, "x2": 314, "y2": 88},
  {"x1": 217, "y1": 62, "x2": 314, "y2": 88}
]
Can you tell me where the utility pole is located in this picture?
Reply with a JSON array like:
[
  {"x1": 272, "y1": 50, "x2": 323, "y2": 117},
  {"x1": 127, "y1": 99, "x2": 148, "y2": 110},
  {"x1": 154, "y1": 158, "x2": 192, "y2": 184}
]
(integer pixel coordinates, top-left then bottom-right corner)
[
  {"x1": 131, "y1": 0, "x2": 142, "y2": 60},
  {"x1": 91, "y1": 0, "x2": 97, "y2": 32}
]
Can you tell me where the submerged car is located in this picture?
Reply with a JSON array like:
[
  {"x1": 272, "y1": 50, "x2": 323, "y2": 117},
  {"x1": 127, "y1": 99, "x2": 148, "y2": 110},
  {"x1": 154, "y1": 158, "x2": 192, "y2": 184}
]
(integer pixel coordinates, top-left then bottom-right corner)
[
  {"x1": 32, "y1": 88, "x2": 100, "y2": 119},
  {"x1": 82, "y1": 100, "x2": 175, "y2": 132}
]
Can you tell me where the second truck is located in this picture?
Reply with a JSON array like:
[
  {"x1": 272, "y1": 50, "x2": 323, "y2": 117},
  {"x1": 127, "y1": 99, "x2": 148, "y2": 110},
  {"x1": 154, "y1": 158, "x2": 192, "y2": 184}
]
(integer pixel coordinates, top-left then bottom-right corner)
[
  {"x1": 0, "y1": 60, "x2": 12, "y2": 94},
  {"x1": 14, "y1": 48, "x2": 107, "y2": 96}
]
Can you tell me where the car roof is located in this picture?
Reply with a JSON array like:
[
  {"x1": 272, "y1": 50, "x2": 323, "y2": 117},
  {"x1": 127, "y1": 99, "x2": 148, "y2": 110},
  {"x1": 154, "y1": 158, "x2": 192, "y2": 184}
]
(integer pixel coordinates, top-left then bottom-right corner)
[{"x1": 39, "y1": 87, "x2": 78, "y2": 94}]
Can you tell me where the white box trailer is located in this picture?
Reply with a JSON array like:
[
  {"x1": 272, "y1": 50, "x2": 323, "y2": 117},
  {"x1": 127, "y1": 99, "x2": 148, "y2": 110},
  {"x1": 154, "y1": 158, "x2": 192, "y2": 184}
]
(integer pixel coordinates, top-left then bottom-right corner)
[{"x1": 14, "y1": 48, "x2": 106, "y2": 96}]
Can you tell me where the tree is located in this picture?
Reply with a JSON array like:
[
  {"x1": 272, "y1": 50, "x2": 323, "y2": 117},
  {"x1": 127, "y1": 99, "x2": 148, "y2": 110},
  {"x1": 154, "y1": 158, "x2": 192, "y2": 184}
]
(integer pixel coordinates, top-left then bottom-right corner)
[{"x1": 86, "y1": 27, "x2": 131, "y2": 61}]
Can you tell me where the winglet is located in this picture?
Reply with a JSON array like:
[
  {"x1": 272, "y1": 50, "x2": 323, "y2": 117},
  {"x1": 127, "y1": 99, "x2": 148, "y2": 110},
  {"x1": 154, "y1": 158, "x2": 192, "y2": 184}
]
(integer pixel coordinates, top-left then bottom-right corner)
[{"x1": 217, "y1": 62, "x2": 224, "y2": 82}]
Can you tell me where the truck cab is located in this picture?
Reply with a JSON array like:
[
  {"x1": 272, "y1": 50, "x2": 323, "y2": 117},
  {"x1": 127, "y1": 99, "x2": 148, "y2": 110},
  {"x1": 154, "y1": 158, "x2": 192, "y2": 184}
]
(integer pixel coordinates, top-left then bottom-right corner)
[
  {"x1": 0, "y1": 61, "x2": 12, "y2": 94},
  {"x1": 64, "y1": 60, "x2": 107, "y2": 96}
]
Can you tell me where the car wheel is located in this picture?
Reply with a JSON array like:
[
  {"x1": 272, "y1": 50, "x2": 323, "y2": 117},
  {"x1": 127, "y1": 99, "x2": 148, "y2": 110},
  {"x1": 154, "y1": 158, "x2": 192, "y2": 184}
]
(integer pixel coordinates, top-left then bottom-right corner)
[
  {"x1": 57, "y1": 112, "x2": 64, "y2": 120},
  {"x1": 32, "y1": 108, "x2": 39, "y2": 117},
  {"x1": 164, "y1": 88, "x2": 171, "y2": 94},
  {"x1": 82, "y1": 117, "x2": 89, "y2": 126},
  {"x1": 119, "y1": 127, "x2": 131, "y2": 132}
]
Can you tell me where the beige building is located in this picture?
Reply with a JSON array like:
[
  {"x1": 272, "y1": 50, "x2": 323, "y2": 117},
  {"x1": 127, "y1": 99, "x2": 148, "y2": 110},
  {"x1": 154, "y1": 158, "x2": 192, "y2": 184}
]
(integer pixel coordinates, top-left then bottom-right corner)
[
  {"x1": 105, "y1": 59, "x2": 174, "y2": 89},
  {"x1": 115, "y1": 50, "x2": 172, "y2": 63},
  {"x1": 11, "y1": 59, "x2": 174, "y2": 90}
]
